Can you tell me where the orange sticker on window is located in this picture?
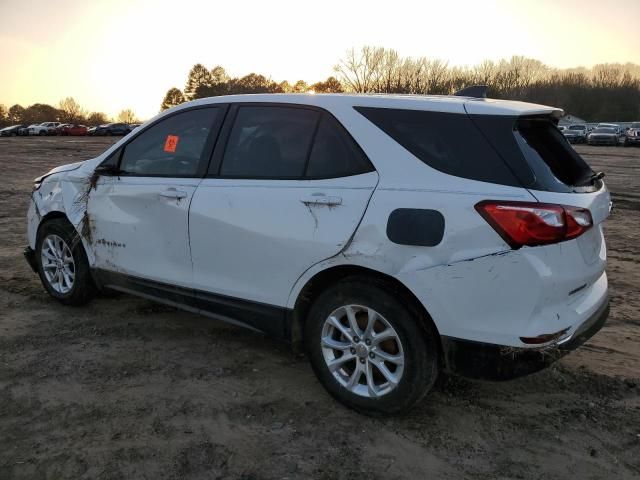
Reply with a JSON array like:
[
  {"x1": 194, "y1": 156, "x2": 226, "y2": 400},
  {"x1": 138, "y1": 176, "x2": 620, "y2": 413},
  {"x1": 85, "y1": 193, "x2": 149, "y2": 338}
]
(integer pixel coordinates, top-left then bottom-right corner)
[{"x1": 164, "y1": 135, "x2": 179, "y2": 153}]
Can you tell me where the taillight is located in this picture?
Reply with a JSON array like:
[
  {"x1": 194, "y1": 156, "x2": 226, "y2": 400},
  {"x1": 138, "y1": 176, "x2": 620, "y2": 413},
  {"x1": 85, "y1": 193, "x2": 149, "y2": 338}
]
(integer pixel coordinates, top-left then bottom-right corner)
[{"x1": 475, "y1": 201, "x2": 593, "y2": 249}]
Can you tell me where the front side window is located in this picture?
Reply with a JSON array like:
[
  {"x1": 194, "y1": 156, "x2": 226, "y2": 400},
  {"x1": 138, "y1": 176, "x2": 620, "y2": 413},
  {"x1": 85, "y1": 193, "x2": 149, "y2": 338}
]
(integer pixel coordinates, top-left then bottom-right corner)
[
  {"x1": 220, "y1": 106, "x2": 319, "y2": 178},
  {"x1": 119, "y1": 108, "x2": 220, "y2": 176}
]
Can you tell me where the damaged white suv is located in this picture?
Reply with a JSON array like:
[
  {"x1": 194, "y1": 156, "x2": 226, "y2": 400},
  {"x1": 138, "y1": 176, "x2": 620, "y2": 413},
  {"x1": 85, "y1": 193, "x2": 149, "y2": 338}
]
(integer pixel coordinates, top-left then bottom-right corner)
[{"x1": 25, "y1": 92, "x2": 611, "y2": 415}]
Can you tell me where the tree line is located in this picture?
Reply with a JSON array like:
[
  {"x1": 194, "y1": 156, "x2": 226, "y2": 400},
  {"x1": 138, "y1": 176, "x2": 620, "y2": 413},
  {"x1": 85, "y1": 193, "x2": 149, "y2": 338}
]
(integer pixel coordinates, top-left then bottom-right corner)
[
  {"x1": 162, "y1": 47, "x2": 640, "y2": 121},
  {"x1": 0, "y1": 98, "x2": 138, "y2": 128}
]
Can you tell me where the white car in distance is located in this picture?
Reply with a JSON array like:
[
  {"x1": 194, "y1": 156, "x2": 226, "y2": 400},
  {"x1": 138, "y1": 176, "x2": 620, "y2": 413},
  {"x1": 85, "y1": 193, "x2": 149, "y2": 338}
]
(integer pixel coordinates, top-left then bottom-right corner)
[{"x1": 28, "y1": 122, "x2": 61, "y2": 136}]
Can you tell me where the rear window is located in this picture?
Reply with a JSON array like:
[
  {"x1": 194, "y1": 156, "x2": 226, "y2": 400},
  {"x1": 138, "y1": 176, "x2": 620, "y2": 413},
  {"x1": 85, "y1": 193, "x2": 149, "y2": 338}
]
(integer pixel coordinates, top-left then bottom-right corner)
[
  {"x1": 468, "y1": 114, "x2": 598, "y2": 193},
  {"x1": 515, "y1": 117, "x2": 594, "y2": 188},
  {"x1": 306, "y1": 114, "x2": 373, "y2": 178},
  {"x1": 355, "y1": 107, "x2": 520, "y2": 187}
]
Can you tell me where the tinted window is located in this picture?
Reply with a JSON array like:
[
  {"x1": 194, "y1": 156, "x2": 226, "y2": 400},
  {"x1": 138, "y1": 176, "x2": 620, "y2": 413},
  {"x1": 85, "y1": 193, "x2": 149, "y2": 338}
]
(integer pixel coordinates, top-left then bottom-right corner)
[
  {"x1": 516, "y1": 117, "x2": 593, "y2": 187},
  {"x1": 306, "y1": 115, "x2": 373, "y2": 178},
  {"x1": 119, "y1": 108, "x2": 219, "y2": 176},
  {"x1": 356, "y1": 107, "x2": 519, "y2": 186},
  {"x1": 220, "y1": 106, "x2": 319, "y2": 178}
]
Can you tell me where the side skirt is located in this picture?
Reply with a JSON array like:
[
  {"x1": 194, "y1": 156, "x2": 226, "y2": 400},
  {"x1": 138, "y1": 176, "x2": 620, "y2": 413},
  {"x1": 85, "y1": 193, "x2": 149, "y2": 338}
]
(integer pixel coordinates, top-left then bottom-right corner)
[{"x1": 93, "y1": 268, "x2": 292, "y2": 341}]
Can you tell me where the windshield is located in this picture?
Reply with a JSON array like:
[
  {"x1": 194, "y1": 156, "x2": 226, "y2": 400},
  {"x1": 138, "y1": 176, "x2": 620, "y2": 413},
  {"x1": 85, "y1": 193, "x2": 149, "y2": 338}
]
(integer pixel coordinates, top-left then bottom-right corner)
[
  {"x1": 631, "y1": 123, "x2": 640, "y2": 129},
  {"x1": 593, "y1": 128, "x2": 616, "y2": 134}
]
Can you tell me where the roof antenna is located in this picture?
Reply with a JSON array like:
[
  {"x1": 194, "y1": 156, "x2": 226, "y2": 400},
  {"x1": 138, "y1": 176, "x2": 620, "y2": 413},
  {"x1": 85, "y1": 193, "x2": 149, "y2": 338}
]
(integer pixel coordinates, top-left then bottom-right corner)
[{"x1": 454, "y1": 85, "x2": 488, "y2": 98}]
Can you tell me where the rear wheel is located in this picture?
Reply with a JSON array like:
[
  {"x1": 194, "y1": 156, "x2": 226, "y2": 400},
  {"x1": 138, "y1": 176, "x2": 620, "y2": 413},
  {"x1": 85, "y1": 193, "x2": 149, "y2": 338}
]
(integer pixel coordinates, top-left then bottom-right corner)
[
  {"x1": 304, "y1": 276, "x2": 439, "y2": 415},
  {"x1": 38, "y1": 130, "x2": 46, "y2": 136},
  {"x1": 36, "y1": 218, "x2": 96, "y2": 305}
]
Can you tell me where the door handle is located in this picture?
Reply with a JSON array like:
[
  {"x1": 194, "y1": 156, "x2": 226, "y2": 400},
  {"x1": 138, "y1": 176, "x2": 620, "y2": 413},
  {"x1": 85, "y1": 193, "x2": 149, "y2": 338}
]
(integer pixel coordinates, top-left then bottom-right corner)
[
  {"x1": 159, "y1": 188, "x2": 188, "y2": 199},
  {"x1": 301, "y1": 194, "x2": 342, "y2": 206}
]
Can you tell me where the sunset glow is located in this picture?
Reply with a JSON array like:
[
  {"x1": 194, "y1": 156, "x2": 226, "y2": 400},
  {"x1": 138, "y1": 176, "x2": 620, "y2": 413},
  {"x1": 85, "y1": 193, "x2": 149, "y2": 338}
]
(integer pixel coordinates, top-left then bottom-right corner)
[{"x1": 1, "y1": 0, "x2": 638, "y2": 120}]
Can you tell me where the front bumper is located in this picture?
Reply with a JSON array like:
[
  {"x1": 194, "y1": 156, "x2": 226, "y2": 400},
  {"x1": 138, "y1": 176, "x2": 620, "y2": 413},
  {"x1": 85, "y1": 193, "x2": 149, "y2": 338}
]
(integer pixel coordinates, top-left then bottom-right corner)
[
  {"x1": 441, "y1": 297, "x2": 609, "y2": 380},
  {"x1": 588, "y1": 138, "x2": 617, "y2": 145},
  {"x1": 24, "y1": 246, "x2": 38, "y2": 273}
]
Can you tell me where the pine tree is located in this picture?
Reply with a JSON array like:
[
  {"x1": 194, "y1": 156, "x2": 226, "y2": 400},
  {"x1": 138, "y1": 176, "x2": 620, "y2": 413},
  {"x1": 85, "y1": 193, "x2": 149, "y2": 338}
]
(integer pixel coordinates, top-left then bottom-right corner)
[
  {"x1": 160, "y1": 88, "x2": 186, "y2": 111},
  {"x1": 184, "y1": 64, "x2": 212, "y2": 101}
]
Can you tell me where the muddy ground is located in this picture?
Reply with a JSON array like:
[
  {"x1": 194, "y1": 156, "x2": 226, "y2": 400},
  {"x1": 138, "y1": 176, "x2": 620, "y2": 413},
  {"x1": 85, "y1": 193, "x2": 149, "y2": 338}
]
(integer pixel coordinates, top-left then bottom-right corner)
[{"x1": 0, "y1": 137, "x2": 638, "y2": 479}]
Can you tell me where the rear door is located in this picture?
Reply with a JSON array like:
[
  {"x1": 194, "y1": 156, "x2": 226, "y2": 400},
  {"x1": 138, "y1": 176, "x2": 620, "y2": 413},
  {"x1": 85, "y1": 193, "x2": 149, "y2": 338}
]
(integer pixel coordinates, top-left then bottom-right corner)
[
  {"x1": 88, "y1": 106, "x2": 226, "y2": 288},
  {"x1": 189, "y1": 104, "x2": 378, "y2": 314}
]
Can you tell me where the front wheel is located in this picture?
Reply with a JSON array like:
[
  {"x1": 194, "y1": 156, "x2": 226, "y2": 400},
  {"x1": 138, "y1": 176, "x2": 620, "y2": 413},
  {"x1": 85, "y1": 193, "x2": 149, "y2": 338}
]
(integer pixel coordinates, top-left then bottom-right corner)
[
  {"x1": 36, "y1": 218, "x2": 96, "y2": 305},
  {"x1": 304, "y1": 276, "x2": 440, "y2": 415}
]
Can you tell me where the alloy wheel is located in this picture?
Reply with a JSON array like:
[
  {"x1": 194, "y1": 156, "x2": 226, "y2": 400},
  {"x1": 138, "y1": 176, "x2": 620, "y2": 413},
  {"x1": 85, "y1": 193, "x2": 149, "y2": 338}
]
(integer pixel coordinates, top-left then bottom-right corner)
[
  {"x1": 40, "y1": 234, "x2": 75, "y2": 294},
  {"x1": 320, "y1": 304, "x2": 405, "y2": 398}
]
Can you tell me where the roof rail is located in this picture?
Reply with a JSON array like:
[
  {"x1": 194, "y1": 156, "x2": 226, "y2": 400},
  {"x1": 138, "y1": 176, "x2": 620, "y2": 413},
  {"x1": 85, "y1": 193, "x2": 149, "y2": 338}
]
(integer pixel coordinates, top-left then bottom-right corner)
[{"x1": 454, "y1": 85, "x2": 488, "y2": 98}]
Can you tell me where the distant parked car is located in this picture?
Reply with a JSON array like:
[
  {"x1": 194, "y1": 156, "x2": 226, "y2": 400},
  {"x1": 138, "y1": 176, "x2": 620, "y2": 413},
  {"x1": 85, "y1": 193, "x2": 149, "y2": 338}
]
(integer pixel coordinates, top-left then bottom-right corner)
[
  {"x1": 29, "y1": 122, "x2": 61, "y2": 136},
  {"x1": 60, "y1": 124, "x2": 88, "y2": 136},
  {"x1": 587, "y1": 127, "x2": 619, "y2": 146},
  {"x1": 623, "y1": 122, "x2": 640, "y2": 147},
  {"x1": 93, "y1": 123, "x2": 130, "y2": 136},
  {"x1": 0, "y1": 124, "x2": 28, "y2": 137},
  {"x1": 563, "y1": 124, "x2": 588, "y2": 144},
  {"x1": 53, "y1": 124, "x2": 72, "y2": 135}
]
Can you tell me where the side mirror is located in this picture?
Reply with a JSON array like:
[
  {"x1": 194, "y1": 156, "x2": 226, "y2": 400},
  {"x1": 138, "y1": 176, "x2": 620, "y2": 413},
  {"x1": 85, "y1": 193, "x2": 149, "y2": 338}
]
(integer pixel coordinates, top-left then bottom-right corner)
[{"x1": 93, "y1": 163, "x2": 122, "y2": 176}]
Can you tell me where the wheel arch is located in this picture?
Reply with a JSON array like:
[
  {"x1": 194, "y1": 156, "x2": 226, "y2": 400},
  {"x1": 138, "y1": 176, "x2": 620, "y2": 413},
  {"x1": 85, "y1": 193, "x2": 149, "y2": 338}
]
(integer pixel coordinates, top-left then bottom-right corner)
[
  {"x1": 289, "y1": 264, "x2": 443, "y2": 358},
  {"x1": 37, "y1": 211, "x2": 73, "y2": 235}
]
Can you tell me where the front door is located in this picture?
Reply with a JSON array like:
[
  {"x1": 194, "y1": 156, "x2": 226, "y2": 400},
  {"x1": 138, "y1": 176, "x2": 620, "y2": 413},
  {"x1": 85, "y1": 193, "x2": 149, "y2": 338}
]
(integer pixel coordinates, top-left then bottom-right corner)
[{"x1": 88, "y1": 106, "x2": 225, "y2": 288}]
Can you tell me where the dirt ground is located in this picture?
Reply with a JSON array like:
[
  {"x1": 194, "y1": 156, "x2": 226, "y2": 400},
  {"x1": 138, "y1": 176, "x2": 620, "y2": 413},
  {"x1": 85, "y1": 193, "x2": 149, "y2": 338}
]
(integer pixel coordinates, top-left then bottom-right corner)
[{"x1": 0, "y1": 137, "x2": 638, "y2": 480}]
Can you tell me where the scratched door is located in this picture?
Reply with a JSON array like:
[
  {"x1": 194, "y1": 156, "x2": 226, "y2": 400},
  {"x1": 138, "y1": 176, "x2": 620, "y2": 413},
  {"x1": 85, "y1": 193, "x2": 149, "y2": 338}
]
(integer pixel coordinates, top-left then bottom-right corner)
[{"x1": 189, "y1": 172, "x2": 378, "y2": 307}]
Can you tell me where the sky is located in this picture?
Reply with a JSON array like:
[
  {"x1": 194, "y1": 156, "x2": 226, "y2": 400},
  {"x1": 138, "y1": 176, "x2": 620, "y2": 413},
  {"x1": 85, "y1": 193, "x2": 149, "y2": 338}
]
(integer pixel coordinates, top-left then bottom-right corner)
[{"x1": 1, "y1": 0, "x2": 639, "y2": 120}]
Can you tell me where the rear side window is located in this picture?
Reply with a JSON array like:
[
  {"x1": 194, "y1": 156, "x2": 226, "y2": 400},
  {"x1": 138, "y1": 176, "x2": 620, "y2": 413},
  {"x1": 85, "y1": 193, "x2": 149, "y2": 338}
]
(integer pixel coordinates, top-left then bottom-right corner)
[
  {"x1": 220, "y1": 106, "x2": 319, "y2": 178},
  {"x1": 355, "y1": 107, "x2": 519, "y2": 186},
  {"x1": 119, "y1": 108, "x2": 219, "y2": 176},
  {"x1": 306, "y1": 114, "x2": 373, "y2": 178},
  {"x1": 515, "y1": 118, "x2": 593, "y2": 188}
]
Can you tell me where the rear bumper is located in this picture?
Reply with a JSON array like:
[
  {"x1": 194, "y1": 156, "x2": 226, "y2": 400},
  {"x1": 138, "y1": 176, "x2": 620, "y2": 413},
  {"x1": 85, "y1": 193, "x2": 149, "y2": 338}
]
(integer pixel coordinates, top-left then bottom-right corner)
[{"x1": 441, "y1": 297, "x2": 609, "y2": 380}]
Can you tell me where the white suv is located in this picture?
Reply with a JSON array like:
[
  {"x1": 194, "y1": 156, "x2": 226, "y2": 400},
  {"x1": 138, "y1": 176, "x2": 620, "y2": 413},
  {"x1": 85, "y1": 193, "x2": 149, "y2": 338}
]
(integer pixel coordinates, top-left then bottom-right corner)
[
  {"x1": 25, "y1": 93, "x2": 610, "y2": 414},
  {"x1": 28, "y1": 122, "x2": 61, "y2": 136}
]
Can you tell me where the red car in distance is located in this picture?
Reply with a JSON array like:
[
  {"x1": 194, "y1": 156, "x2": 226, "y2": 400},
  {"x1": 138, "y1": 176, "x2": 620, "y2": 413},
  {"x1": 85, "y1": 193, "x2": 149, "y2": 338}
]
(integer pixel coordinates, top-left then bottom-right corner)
[{"x1": 60, "y1": 124, "x2": 88, "y2": 136}]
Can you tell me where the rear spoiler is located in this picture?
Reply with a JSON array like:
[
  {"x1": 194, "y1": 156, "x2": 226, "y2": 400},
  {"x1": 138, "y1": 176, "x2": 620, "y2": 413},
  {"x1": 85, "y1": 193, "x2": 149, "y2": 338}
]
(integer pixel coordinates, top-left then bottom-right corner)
[{"x1": 454, "y1": 85, "x2": 488, "y2": 99}]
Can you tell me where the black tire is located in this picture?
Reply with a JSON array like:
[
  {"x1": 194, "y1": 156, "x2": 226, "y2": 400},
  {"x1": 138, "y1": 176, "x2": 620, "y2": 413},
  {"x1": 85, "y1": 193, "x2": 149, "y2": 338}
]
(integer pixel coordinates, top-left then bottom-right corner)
[
  {"x1": 36, "y1": 218, "x2": 96, "y2": 306},
  {"x1": 39, "y1": 130, "x2": 46, "y2": 136},
  {"x1": 304, "y1": 276, "x2": 440, "y2": 416}
]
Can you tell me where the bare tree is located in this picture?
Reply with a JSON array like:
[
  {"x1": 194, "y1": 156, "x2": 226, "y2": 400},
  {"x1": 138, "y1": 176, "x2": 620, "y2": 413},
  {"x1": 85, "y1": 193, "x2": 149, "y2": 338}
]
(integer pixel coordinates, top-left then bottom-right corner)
[
  {"x1": 58, "y1": 97, "x2": 85, "y2": 123},
  {"x1": 334, "y1": 46, "x2": 386, "y2": 92},
  {"x1": 117, "y1": 109, "x2": 138, "y2": 124}
]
